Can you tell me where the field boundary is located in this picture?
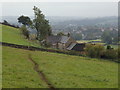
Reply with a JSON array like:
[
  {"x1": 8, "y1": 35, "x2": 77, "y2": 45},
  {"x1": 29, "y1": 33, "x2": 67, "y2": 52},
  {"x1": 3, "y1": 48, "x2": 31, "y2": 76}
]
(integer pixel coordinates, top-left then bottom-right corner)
[
  {"x1": 28, "y1": 54, "x2": 55, "y2": 89},
  {"x1": 1, "y1": 42, "x2": 83, "y2": 56},
  {"x1": 0, "y1": 23, "x2": 19, "y2": 28},
  {"x1": 1, "y1": 42, "x2": 119, "y2": 63}
]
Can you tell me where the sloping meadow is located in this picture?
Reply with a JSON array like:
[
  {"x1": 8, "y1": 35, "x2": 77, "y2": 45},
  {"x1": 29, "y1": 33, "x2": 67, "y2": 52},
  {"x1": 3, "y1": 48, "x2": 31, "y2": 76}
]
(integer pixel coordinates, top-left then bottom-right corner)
[
  {"x1": 31, "y1": 50, "x2": 118, "y2": 88},
  {"x1": 1, "y1": 24, "x2": 40, "y2": 47},
  {"x1": 2, "y1": 46, "x2": 118, "y2": 88},
  {"x1": 2, "y1": 46, "x2": 48, "y2": 88}
]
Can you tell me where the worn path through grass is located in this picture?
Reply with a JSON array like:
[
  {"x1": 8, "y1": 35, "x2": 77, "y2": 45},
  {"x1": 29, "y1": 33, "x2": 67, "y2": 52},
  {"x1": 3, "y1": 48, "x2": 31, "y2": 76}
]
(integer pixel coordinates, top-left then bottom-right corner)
[{"x1": 28, "y1": 54, "x2": 55, "y2": 89}]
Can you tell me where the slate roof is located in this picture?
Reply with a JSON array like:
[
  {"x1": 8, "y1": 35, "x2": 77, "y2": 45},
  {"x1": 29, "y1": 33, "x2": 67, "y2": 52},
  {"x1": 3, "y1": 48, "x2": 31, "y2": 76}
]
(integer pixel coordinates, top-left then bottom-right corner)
[
  {"x1": 60, "y1": 36, "x2": 70, "y2": 43},
  {"x1": 66, "y1": 43, "x2": 77, "y2": 50},
  {"x1": 71, "y1": 43, "x2": 86, "y2": 51},
  {"x1": 46, "y1": 35, "x2": 70, "y2": 44}
]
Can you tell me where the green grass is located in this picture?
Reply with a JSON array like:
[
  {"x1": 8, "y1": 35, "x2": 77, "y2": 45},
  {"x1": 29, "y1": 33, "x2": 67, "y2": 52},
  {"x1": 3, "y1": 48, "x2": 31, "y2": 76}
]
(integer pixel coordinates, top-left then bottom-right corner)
[
  {"x1": 77, "y1": 40, "x2": 90, "y2": 43},
  {"x1": 1, "y1": 24, "x2": 40, "y2": 47},
  {"x1": 77, "y1": 39, "x2": 102, "y2": 43},
  {"x1": 31, "y1": 50, "x2": 118, "y2": 88},
  {"x1": 2, "y1": 46, "x2": 118, "y2": 88},
  {"x1": 2, "y1": 46, "x2": 48, "y2": 88}
]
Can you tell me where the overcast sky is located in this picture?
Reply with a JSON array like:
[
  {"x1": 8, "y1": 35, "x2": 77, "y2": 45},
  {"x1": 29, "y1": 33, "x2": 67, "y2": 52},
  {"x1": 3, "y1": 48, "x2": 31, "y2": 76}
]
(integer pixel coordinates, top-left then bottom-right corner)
[{"x1": 2, "y1": 2, "x2": 118, "y2": 17}]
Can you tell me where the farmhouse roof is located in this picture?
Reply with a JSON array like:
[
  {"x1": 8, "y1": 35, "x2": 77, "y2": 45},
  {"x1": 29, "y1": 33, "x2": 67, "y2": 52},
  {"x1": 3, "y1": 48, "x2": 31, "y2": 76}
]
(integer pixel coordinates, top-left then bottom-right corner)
[
  {"x1": 66, "y1": 43, "x2": 77, "y2": 50},
  {"x1": 46, "y1": 35, "x2": 70, "y2": 44},
  {"x1": 71, "y1": 43, "x2": 86, "y2": 51},
  {"x1": 60, "y1": 36, "x2": 70, "y2": 43}
]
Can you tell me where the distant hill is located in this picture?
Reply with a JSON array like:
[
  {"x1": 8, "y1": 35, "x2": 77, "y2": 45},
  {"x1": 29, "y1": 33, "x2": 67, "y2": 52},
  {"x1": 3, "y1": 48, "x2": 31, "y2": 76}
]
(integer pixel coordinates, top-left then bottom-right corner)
[{"x1": 1, "y1": 16, "x2": 117, "y2": 26}]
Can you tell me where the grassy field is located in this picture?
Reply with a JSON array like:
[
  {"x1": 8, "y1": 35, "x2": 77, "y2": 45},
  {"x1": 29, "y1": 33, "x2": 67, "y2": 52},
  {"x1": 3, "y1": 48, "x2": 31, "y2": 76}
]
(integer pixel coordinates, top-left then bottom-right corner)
[
  {"x1": 31, "y1": 50, "x2": 118, "y2": 88},
  {"x1": 1, "y1": 24, "x2": 41, "y2": 47},
  {"x1": 2, "y1": 46, "x2": 48, "y2": 88},
  {"x1": 2, "y1": 46, "x2": 118, "y2": 88},
  {"x1": 77, "y1": 39, "x2": 102, "y2": 43},
  {"x1": 77, "y1": 39, "x2": 119, "y2": 49}
]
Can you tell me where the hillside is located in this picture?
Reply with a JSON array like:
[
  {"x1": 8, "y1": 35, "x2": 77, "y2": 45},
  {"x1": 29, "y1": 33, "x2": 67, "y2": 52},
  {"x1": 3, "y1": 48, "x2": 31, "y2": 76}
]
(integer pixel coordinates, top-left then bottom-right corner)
[
  {"x1": 1, "y1": 24, "x2": 40, "y2": 47},
  {"x1": 1, "y1": 25, "x2": 118, "y2": 88},
  {"x1": 2, "y1": 46, "x2": 118, "y2": 88},
  {"x1": 2, "y1": 46, "x2": 48, "y2": 88}
]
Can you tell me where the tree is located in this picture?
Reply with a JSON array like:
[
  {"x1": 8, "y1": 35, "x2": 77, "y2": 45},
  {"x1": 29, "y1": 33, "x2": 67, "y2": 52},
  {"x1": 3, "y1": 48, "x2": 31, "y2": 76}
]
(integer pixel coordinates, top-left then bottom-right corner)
[
  {"x1": 33, "y1": 6, "x2": 52, "y2": 41},
  {"x1": 20, "y1": 25, "x2": 29, "y2": 39},
  {"x1": 18, "y1": 15, "x2": 32, "y2": 26},
  {"x1": 112, "y1": 36, "x2": 118, "y2": 44},
  {"x1": 106, "y1": 45, "x2": 112, "y2": 50},
  {"x1": 101, "y1": 31, "x2": 112, "y2": 44}
]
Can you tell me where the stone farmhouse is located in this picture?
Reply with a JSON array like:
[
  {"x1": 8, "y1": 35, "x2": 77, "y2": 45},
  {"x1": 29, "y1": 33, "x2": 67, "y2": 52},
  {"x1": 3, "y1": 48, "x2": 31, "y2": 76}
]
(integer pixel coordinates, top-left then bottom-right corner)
[{"x1": 46, "y1": 35, "x2": 85, "y2": 51}]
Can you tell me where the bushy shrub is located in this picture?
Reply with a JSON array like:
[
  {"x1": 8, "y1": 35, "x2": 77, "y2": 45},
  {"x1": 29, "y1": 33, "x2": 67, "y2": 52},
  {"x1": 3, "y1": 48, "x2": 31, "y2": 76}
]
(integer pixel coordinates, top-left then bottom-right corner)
[
  {"x1": 20, "y1": 25, "x2": 29, "y2": 39},
  {"x1": 102, "y1": 49, "x2": 118, "y2": 60},
  {"x1": 85, "y1": 44, "x2": 105, "y2": 58},
  {"x1": 106, "y1": 45, "x2": 113, "y2": 49},
  {"x1": 41, "y1": 40, "x2": 51, "y2": 48}
]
